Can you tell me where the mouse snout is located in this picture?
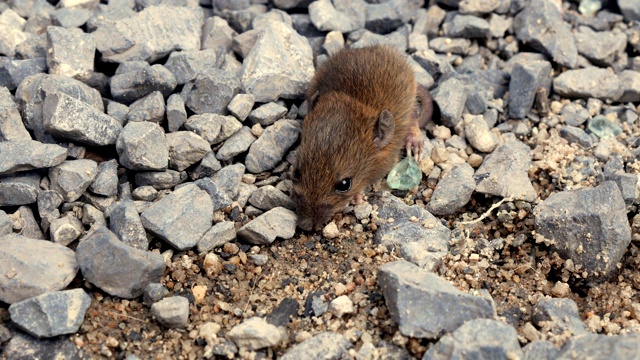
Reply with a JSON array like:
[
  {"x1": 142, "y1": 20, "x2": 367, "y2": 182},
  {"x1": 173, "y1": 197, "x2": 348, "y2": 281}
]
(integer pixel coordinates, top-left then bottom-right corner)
[{"x1": 295, "y1": 198, "x2": 334, "y2": 231}]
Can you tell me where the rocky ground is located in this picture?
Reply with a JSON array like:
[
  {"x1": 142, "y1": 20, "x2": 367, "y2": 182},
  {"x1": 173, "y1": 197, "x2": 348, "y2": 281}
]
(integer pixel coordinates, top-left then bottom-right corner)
[{"x1": 2, "y1": 0, "x2": 640, "y2": 359}]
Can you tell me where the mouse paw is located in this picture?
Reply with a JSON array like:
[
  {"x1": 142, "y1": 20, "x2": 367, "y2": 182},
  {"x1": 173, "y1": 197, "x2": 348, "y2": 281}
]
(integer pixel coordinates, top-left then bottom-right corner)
[{"x1": 405, "y1": 127, "x2": 423, "y2": 161}]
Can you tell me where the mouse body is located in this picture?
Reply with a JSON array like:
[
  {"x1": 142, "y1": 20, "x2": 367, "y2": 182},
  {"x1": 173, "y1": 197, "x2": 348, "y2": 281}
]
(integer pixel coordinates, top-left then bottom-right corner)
[{"x1": 293, "y1": 45, "x2": 434, "y2": 231}]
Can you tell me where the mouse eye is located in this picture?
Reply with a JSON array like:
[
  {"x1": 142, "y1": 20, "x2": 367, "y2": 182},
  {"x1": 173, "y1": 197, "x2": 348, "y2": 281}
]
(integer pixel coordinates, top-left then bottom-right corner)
[{"x1": 335, "y1": 178, "x2": 351, "y2": 193}]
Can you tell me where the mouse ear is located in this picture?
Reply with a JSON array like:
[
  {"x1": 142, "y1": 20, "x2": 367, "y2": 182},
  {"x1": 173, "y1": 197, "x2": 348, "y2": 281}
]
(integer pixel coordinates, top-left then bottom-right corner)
[
  {"x1": 373, "y1": 110, "x2": 394, "y2": 149},
  {"x1": 307, "y1": 91, "x2": 319, "y2": 111}
]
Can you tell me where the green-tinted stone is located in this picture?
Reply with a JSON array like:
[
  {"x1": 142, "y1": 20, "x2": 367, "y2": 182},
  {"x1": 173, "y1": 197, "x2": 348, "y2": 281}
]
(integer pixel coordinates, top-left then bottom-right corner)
[
  {"x1": 387, "y1": 156, "x2": 422, "y2": 190},
  {"x1": 578, "y1": 0, "x2": 601, "y2": 16},
  {"x1": 587, "y1": 115, "x2": 622, "y2": 138}
]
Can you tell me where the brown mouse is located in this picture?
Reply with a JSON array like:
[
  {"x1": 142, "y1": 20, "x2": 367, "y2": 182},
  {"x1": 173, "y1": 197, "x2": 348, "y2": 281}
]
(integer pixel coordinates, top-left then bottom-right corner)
[{"x1": 292, "y1": 44, "x2": 434, "y2": 231}]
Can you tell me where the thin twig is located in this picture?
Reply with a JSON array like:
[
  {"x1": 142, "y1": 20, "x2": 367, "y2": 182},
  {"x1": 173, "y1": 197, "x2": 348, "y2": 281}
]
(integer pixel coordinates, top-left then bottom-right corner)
[{"x1": 458, "y1": 197, "x2": 514, "y2": 227}]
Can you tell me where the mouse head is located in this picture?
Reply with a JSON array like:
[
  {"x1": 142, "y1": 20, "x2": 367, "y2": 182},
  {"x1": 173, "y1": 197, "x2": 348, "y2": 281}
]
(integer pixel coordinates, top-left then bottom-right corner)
[{"x1": 292, "y1": 92, "x2": 395, "y2": 231}]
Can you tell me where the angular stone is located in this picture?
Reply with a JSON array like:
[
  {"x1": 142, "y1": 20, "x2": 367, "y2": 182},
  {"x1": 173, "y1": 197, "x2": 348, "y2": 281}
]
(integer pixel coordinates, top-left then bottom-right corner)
[
  {"x1": 191, "y1": 151, "x2": 222, "y2": 180},
  {"x1": 378, "y1": 260, "x2": 495, "y2": 339},
  {"x1": 280, "y1": 332, "x2": 352, "y2": 360},
  {"x1": 135, "y1": 170, "x2": 187, "y2": 190},
  {"x1": 0, "y1": 57, "x2": 47, "y2": 92},
  {"x1": 15, "y1": 73, "x2": 103, "y2": 143},
  {"x1": 51, "y1": 8, "x2": 93, "y2": 28},
  {"x1": 0, "y1": 210, "x2": 11, "y2": 236},
  {"x1": 166, "y1": 93, "x2": 187, "y2": 132},
  {"x1": 532, "y1": 298, "x2": 588, "y2": 336},
  {"x1": 522, "y1": 341, "x2": 560, "y2": 360},
  {"x1": 554, "y1": 67, "x2": 622, "y2": 101},
  {"x1": 166, "y1": 131, "x2": 211, "y2": 171},
  {"x1": 245, "y1": 119, "x2": 300, "y2": 173},
  {"x1": 237, "y1": 207, "x2": 297, "y2": 245},
  {"x1": 49, "y1": 213, "x2": 83, "y2": 246},
  {"x1": 561, "y1": 102, "x2": 590, "y2": 127},
  {"x1": 164, "y1": 49, "x2": 218, "y2": 85},
  {"x1": 574, "y1": 26, "x2": 627, "y2": 67},
  {"x1": 445, "y1": 14, "x2": 490, "y2": 38},
  {"x1": 618, "y1": 70, "x2": 640, "y2": 103},
  {"x1": 534, "y1": 181, "x2": 631, "y2": 282},
  {"x1": 197, "y1": 220, "x2": 236, "y2": 253},
  {"x1": 514, "y1": 0, "x2": 578, "y2": 68},
  {"x1": 143, "y1": 283, "x2": 168, "y2": 305},
  {"x1": 0, "y1": 172, "x2": 40, "y2": 206},
  {"x1": 559, "y1": 126, "x2": 594, "y2": 148},
  {"x1": 422, "y1": 319, "x2": 522, "y2": 359},
  {"x1": 4, "y1": 332, "x2": 82, "y2": 359},
  {"x1": 202, "y1": 16, "x2": 237, "y2": 53},
  {"x1": 116, "y1": 122, "x2": 168, "y2": 171},
  {"x1": 227, "y1": 93, "x2": 255, "y2": 122},
  {"x1": 247, "y1": 102, "x2": 287, "y2": 126},
  {"x1": 620, "y1": 0, "x2": 640, "y2": 22},
  {"x1": 45, "y1": 26, "x2": 95, "y2": 81},
  {"x1": 109, "y1": 200, "x2": 148, "y2": 250},
  {"x1": 126, "y1": 91, "x2": 165, "y2": 123},
  {"x1": 464, "y1": 114, "x2": 498, "y2": 153},
  {"x1": 16, "y1": 205, "x2": 45, "y2": 239},
  {"x1": 184, "y1": 114, "x2": 240, "y2": 145},
  {"x1": 76, "y1": 227, "x2": 164, "y2": 298},
  {"x1": 49, "y1": 159, "x2": 98, "y2": 202},
  {"x1": 216, "y1": 126, "x2": 256, "y2": 161},
  {"x1": 106, "y1": 100, "x2": 129, "y2": 125},
  {"x1": 309, "y1": 0, "x2": 366, "y2": 33},
  {"x1": 474, "y1": 141, "x2": 536, "y2": 202},
  {"x1": 428, "y1": 163, "x2": 475, "y2": 215},
  {"x1": 433, "y1": 77, "x2": 467, "y2": 127},
  {"x1": 43, "y1": 92, "x2": 123, "y2": 146},
  {"x1": 0, "y1": 25, "x2": 32, "y2": 57},
  {"x1": 0, "y1": 234, "x2": 78, "y2": 304},
  {"x1": 90, "y1": 159, "x2": 118, "y2": 197},
  {"x1": 9, "y1": 289, "x2": 91, "y2": 338},
  {"x1": 365, "y1": 0, "x2": 417, "y2": 34},
  {"x1": 227, "y1": 317, "x2": 286, "y2": 351},
  {"x1": 93, "y1": 5, "x2": 204, "y2": 63},
  {"x1": 555, "y1": 333, "x2": 640, "y2": 359},
  {"x1": 151, "y1": 296, "x2": 189, "y2": 328},
  {"x1": 509, "y1": 60, "x2": 552, "y2": 119},
  {"x1": 211, "y1": 163, "x2": 245, "y2": 200},
  {"x1": 0, "y1": 87, "x2": 29, "y2": 141},
  {"x1": 248, "y1": 185, "x2": 295, "y2": 211},
  {"x1": 182, "y1": 69, "x2": 240, "y2": 115},
  {"x1": 241, "y1": 21, "x2": 315, "y2": 102},
  {"x1": 110, "y1": 64, "x2": 177, "y2": 105},
  {"x1": 194, "y1": 177, "x2": 233, "y2": 211},
  {"x1": 429, "y1": 37, "x2": 470, "y2": 55},
  {"x1": 141, "y1": 184, "x2": 213, "y2": 250}
]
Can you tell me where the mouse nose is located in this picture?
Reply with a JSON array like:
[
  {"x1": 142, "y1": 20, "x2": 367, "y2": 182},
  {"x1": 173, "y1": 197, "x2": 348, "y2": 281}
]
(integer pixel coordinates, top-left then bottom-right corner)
[{"x1": 296, "y1": 202, "x2": 333, "y2": 231}]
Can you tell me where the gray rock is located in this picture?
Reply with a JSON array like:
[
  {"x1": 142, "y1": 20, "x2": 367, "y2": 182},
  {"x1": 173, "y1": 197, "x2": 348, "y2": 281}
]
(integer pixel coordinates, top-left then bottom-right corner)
[
  {"x1": 48, "y1": 159, "x2": 97, "y2": 202},
  {"x1": 227, "y1": 93, "x2": 255, "y2": 121},
  {"x1": 248, "y1": 185, "x2": 295, "y2": 211},
  {"x1": 4, "y1": 332, "x2": 83, "y2": 360},
  {"x1": 202, "y1": 16, "x2": 236, "y2": 53},
  {"x1": 0, "y1": 24, "x2": 32, "y2": 57},
  {"x1": 459, "y1": 0, "x2": 500, "y2": 15},
  {"x1": 16, "y1": 205, "x2": 45, "y2": 239},
  {"x1": 373, "y1": 194, "x2": 451, "y2": 271},
  {"x1": 166, "y1": 94, "x2": 187, "y2": 132},
  {"x1": 245, "y1": 119, "x2": 301, "y2": 173},
  {"x1": 151, "y1": 296, "x2": 189, "y2": 328},
  {"x1": 182, "y1": 68, "x2": 240, "y2": 115},
  {"x1": 464, "y1": 114, "x2": 498, "y2": 153},
  {"x1": 445, "y1": 14, "x2": 490, "y2": 38},
  {"x1": 247, "y1": 102, "x2": 287, "y2": 126},
  {"x1": 51, "y1": 8, "x2": 93, "y2": 28},
  {"x1": 252, "y1": 9, "x2": 293, "y2": 30},
  {"x1": 378, "y1": 260, "x2": 495, "y2": 339},
  {"x1": 14, "y1": 33, "x2": 47, "y2": 60},
  {"x1": 0, "y1": 234, "x2": 78, "y2": 304},
  {"x1": 422, "y1": 319, "x2": 522, "y2": 359},
  {"x1": 241, "y1": 21, "x2": 315, "y2": 102},
  {"x1": 117, "y1": 122, "x2": 168, "y2": 171},
  {"x1": 280, "y1": 332, "x2": 352, "y2": 360},
  {"x1": 43, "y1": 92, "x2": 123, "y2": 146},
  {"x1": 132, "y1": 186, "x2": 157, "y2": 202},
  {"x1": 0, "y1": 86, "x2": 30, "y2": 141},
  {"x1": 0, "y1": 210, "x2": 11, "y2": 236},
  {"x1": 428, "y1": 163, "x2": 475, "y2": 215},
  {"x1": 126, "y1": 91, "x2": 165, "y2": 123},
  {"x1": 509, "y1": 60, "x2": 552, "y2": 119},
  {"x1": 474, "y1": 141, "x2": 537, "y2": 202},
  {"x1": 135, "y1": 170, "x2": 187, "y2": 190},
  {"x1": 184, "y1": 114, "x2": 243, "y2": 145},
  {"x1": 90, "y1": 159, "x2": 118, "y2": 197},
  {"x1": 619, "y1": 0, "x2": 640, "y2": 23},
  {"x1": 191, "y1": 151, "x2": 222, "y2": 180},
  {"x1": 533, "y1": 298, "x2": 588, "y2": 336},
  {"x1": 0, "y1": 172, "x2": 40, "y2": 206},
  {"x1": 365, "y1": 0, "x2": 418, "y2": 34},
  {"x1": 193, "y1": 177, "x2": 233, "y2": 211},
  {"x1": 0, "y1": 57, "x2": 47, "y2": 91},
  {"x1": 273, "y1": 0, "x2": 313, "y2": 9},
  {"x1": 618, "y1": 70, "x2": 640, "y2": 103},
  {"x1": 216, "y1": 126, "x2": 256, "y2": 161},
  {"x1": 350, "y1": 25, "x2": 409, "y2": 52},
  {"x1": 82, "y1": 203, "x2": 106, "y2": 227},
  {"x1": 231, "y1": 28, "x2": 259, "y2": 59},
  {"x1": 166, "y1": 131, "x2": 211, "y2": 171},
  {"x1": 9, "y1": 289, "x2": 91, "y2": 338},
  {"x1": 227, "y1": 317, "x2": 286, "y2": 350},
  {"x1": 429, "y1": 37, "x2": 470, "y2": 55},
  {"x1": 514, "y1": 0, "x2": 577, "y2": 68},
  {"x1": 49, "y1": 213, "x2": 83, "y2": 246},
  {"x1": 45, "y1": 26, "x2": 94, "y2": 81},
  {"x1": 556, "y1": 333, "x2": 640, "y2": 359},
  {"x1": 574, "y1": 26, "x2": 626, "y2": 68},
  {"x1": 561, "y1": 103, "x2": 590, "y2": 127},
  {"x1": 143, "y1": 283, "x2": 169, "y2": 305},
  {"x1": 553, "y1": 67, "x2": 622, "y2": 101},
  {"x1": 309, "y1": 0, "x2": 366, "y2": 33},
  {"x1": 522, "y1": 341, "x2": 560, "y2": 360},
  {"x1": 211, "y1": 163, "x2": 245, "y2": 200},
  {"x1": 164, "y1": 49, "x2": 218, "y2": 85},
  {"x1": 534, "y1": 181, "x2": 631, "y2": 282},
  {"x1": 141, "y1": 183, "x2": 213, "y2": 250},
  {"x1": 559, "y1": 126, "x2": 594, "y2": 148},
  {"x1": 93, "y1": 5, "x2": 203, "y2": 63},
  {"x1": 76, "y1": 226, "x2": 164, "y2": 298},
  {"x1": 15, "y1": 73, "x2": 103, "y2": 142},
  {"x1": 110, "y1": 64, "x2": 177, "y2": 105},
  {"x1": 432, "y1": 77, "x2": 467, "y2": 127},
  {"x1": 237, "y1": 207, "x2": 297, "y2": 245},
  {"x1": 109, "y1": 200, "x2": 148, "y2": 250},
  {"x1": 197, "y1": 220, "x2": 236, "y2": 253},
  {"x1": 106, "y1": 100, "x2": 129, "y2": 125}
]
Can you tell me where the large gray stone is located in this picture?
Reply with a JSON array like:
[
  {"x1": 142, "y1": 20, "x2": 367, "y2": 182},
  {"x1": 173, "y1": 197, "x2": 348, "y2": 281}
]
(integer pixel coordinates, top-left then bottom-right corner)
[
  {"x1": 182, "y1": 69, "x2": 240, "y2": 115},
  {"x1": 0, "y1": 234, "x2": 78, "y2": 304},
  {"x1": 428, "y1": 163, "x2": 475, "y2": 215},
  {"x1": 556, "y1": 333, "x2": 640, "y2": 360},
  {"x1": 227, "y1": 317, "x2": 287, "y2": 351},
  {"x1": 216, "y1": 126, "x2": 256, "y2": 161},
  {"x1": 45, "y1": 26, "x2": 95, "y2": 81},
  {"x1": 574, "y1": 26, "x2": 627, "y2": 68},
  {"x1": 141, "y1": 183, "x2": 213, "y2": 250},
  {"x1": 150, "y1": 296, "x2": 189, "y2": 328},
  {"x1": 378, "y1": 260, "x2": 495, "y2": 339},
  {"x1": 509, "y1": 60, "x2": 552, "y2": 119},
  {"x1": 532, "y1": 298, "x2": 588, "y2": 336},
  {"x1": 553, "y1": 67, "x2": 622, "y2": 101},
  {"x1": 0, "y1": 172, "x2": 40, "y2": 206},
  {"x1": 308, "y1": 0, "x2": 366, "y2": 33},
  {"x1": 164, "y1": 49, "x2": 219, "y2": 85},
  {"x1": 9, "y1": 289, "x2": 91, "y2": 338},
  {"x1": 49, "y1": 159, "x2": 98, "y2": 202},
  {"x1": 76, "y1": 227, "x2": 165, "y2": 298},
  {"x1": 125, "y1": 91, "x2": 165, "y2": 123},
  {"x1": 197, "y1": 220, "x2": 236, "y2": 253},
  {"x1": 0, "y1": 86, "x2": 31, "y2": 141},
  {"x1": 237, "y1": 207, "x2": 297, "y2": 245},
  {"x1": 109, "y1": 200, "x2": 149, "y2": 250},
  {"x1": 432, "y1": 77, "x2": 467, "y2": 127},
  {"x1": 245, "y1": 119, "x2": 300, "y2": 173},
  {"x1": 90, "y1": 159, "x2": 118, "y2": 197},
  {"x1": 184, "y1": 114, "x2": 242, "y2": 145},
  {"x1": 166, "y1": 131, "x2": 211, "y2": 171},
  {"x1": 280, "y1": 332, "x2": 352, "y2": 360},
  {"x1": 110, "y1": 64, "x2": 177, "y2": 105},
  {"x1": 211, "y1": 163, "x2": 245, "y2": 200},
  {"x1": 116, "y1": 122, "x2": 168, "y2": 171}
]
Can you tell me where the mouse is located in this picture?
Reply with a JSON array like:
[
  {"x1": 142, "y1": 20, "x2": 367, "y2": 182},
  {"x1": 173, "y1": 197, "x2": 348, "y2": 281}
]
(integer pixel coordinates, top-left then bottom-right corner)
[{"x1": 292, "y1": 44, "x2": 434, "y2": 231}]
